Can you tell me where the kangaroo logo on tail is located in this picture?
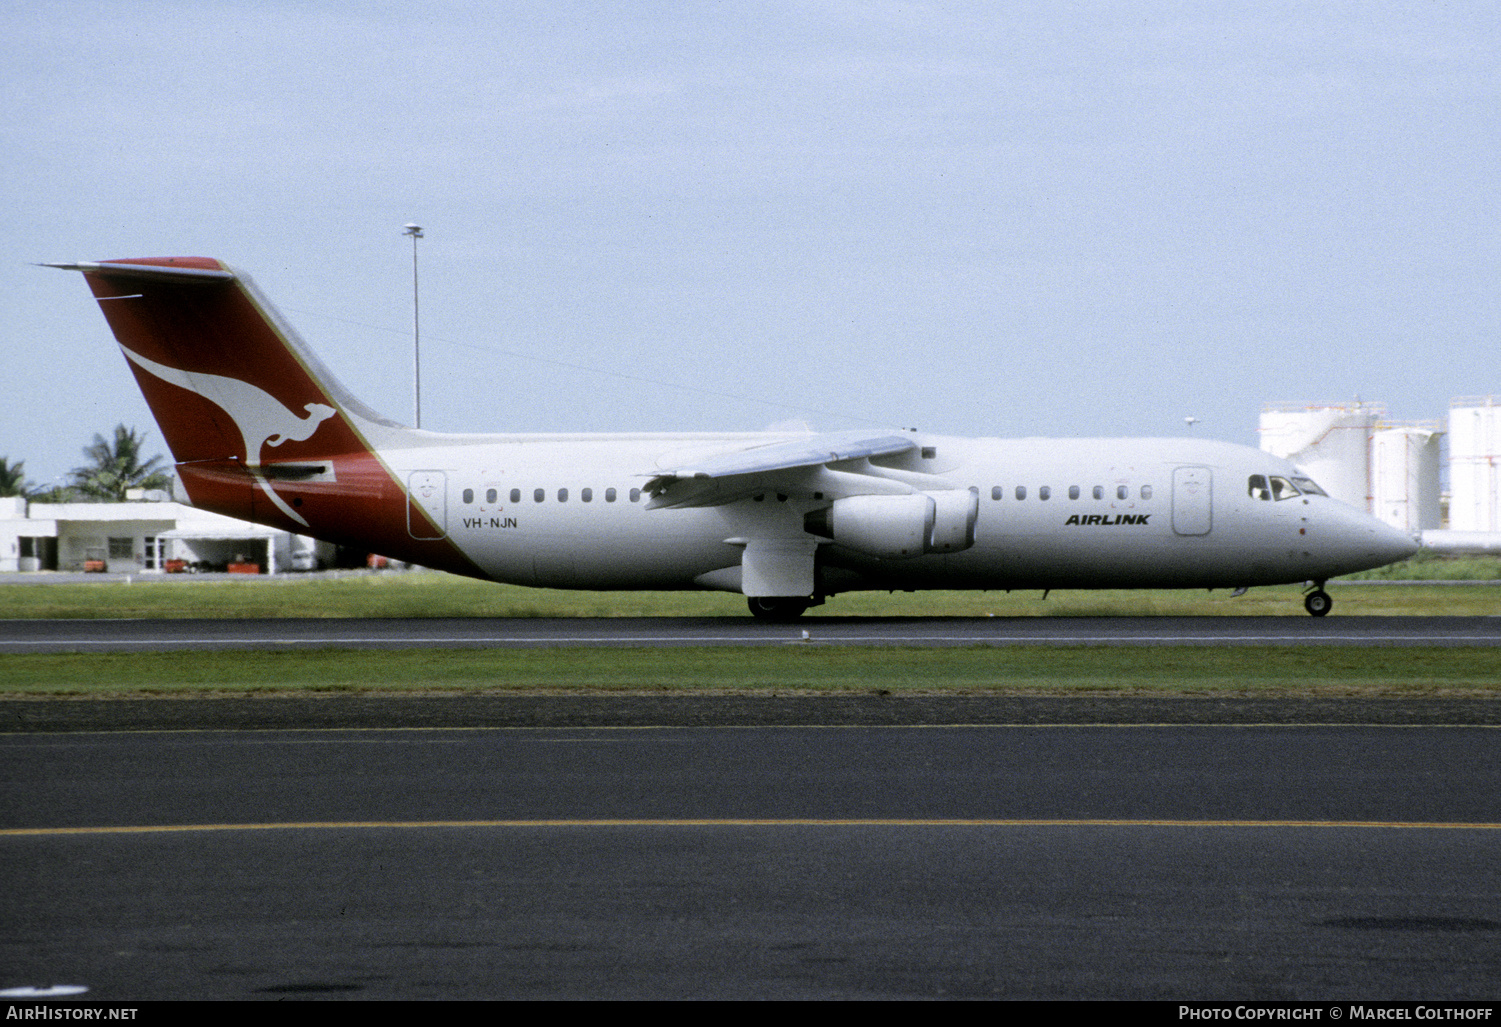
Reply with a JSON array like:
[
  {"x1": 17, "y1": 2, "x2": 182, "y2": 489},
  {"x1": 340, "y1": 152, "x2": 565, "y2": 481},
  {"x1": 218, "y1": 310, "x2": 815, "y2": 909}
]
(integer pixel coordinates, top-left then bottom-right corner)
[{"x1": 120, "y1": 345, "x2": 338, "y2": 526}]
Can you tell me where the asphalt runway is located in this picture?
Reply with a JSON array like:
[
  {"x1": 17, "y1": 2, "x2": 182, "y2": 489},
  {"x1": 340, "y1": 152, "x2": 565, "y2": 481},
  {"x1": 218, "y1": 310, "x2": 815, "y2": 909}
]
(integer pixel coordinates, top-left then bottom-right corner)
[
  {"x1": 4, "y1": 614, "x2": 1501, "y2": 653},
  {"x1": 5, "y1": 613, "x2": 1500, "y2": 1000},
  {"x1": 4, "y1": 718, "x2": 1499, "y2": 1000}
]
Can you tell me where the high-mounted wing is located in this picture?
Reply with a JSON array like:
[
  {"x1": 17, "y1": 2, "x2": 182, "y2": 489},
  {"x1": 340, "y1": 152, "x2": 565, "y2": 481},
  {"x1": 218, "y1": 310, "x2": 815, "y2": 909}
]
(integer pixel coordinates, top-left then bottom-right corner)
[{"x1": 644, "y1": 430, "x2": 919, "y2": 509}]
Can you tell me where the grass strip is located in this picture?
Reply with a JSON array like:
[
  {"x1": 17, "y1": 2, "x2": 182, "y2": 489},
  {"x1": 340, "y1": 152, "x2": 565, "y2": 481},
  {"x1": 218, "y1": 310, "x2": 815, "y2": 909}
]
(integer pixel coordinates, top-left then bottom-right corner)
[
  {"x1": 0, "y1": 575, "x2": 1497, "y2": 619},
  {"x1": 2, "y1": 646, "x2": 1499, "y2": 698}
]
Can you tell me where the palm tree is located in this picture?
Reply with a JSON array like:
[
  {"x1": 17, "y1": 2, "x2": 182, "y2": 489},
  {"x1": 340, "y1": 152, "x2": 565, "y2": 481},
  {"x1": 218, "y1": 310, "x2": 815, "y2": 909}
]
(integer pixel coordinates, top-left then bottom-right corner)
[
  {"x1": 0, "y1": 456, "x2": 33, "y2": 498},
  {"x1": 69, "y1": 425, "x2": 173, "y2": 502}
]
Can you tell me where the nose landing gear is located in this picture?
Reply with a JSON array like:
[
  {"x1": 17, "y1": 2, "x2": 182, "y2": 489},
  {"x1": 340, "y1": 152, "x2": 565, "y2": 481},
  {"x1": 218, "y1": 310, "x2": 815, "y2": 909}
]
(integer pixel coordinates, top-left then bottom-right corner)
[{"x1": 1303, "y1": 582, "x2": 1332, "y2": 617}]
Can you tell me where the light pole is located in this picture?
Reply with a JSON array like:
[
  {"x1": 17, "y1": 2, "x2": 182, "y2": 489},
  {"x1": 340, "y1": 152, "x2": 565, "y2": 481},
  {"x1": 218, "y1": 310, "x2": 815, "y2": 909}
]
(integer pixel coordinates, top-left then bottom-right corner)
[{"x1": 403, "y1": 222, "x2": 423, "y2": 428}]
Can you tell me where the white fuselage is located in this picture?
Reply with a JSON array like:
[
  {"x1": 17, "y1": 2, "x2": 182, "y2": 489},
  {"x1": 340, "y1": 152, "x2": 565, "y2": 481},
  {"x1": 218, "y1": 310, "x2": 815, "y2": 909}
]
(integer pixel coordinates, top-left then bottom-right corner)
[{"x1": 380, "y1": 431, "x2": 1413, "y2": 594}]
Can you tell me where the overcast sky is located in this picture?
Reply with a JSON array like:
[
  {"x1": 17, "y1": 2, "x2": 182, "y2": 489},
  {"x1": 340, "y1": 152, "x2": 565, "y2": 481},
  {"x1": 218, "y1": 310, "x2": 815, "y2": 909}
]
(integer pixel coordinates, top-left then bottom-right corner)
[{"x1": 4, "y1": 1, "x2": 1497, "y2": 489}]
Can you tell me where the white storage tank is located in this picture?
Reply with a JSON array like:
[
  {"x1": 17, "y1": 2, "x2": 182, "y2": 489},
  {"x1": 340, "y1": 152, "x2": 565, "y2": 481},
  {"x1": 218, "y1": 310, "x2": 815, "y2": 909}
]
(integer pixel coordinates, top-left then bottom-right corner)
[
  {"x1": 1449, "y1": 396, "x2": 1501, "y2": 532},
  {"x1": 1260, "y1": 402, "x2": 1383, "y2": 511},
  {"x1": 1369, "y1": 425, "x2": 1441, "y2": 532}
]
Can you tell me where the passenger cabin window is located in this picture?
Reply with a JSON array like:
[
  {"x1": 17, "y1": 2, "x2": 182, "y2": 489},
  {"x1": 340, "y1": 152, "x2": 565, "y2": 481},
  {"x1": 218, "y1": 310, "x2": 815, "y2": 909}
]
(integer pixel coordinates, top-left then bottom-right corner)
[
  {"x1": 1141, "y1": 485, "x2": 1152, "y2": 500},
  {"x1": 558, "y1": 488, "x2": 568, "y2": 502},
  {"x1": 511, "y1": 488, "x2": 521, "y2": 503},
  {"x1": 1116, "y1": 485, "x2": 1128, "y2": 500},
  {"x1": 1093, "y1": 486, "x2": 1103, "y2": 500},
  {"x1": 630, "y1": 488, "x2": 642, "y2": 502},
  {"x1": 1068, "y1": 485, "x2": 1080, "y2": 500},
  {"x1": 606, "y1": 487, "x2": 617, "y2": 502},
  {"x1": 1039, "y1": 486, "x2": 1051, "y2": 501},
  {"x1": 534, "y1": 488, "x2": 545, "y2": 503},
  {"x1": 486, "y1": 488, "x2": 497, "y2": 504},
  {"x1": 462, "y1": 488, "x2": 474, "y2": 504},
  {"x1": 1015, "y1": 485, "x2": 1026, "y2": 500},
  {"x1": 991, "y1": 486, "x2": 1003, "y2": 501},
  {"x1": 581, "y1": 488, "x2": 592, "y2": 502}
]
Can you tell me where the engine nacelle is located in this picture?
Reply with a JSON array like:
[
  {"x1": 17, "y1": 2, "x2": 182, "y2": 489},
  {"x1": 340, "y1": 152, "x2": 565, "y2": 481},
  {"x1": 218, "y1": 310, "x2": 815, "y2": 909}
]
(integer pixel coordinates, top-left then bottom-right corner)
[{"x1": 805, "y1": 489, "x2": 978, "y2": 559}]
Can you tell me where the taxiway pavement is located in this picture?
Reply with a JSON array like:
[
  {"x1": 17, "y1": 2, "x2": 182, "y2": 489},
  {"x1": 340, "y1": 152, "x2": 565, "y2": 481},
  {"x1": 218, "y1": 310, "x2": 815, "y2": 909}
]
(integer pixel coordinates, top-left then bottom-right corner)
[
  {"x1": 4, "y1": 613, "x2": 1501, "y2": 653},
  {"x1": 5, "y1": 718, "x2": 1500, "y2": 1000},
  {"x1": 5, "y1": 613, "x2": 1500, "y2": 1000}
]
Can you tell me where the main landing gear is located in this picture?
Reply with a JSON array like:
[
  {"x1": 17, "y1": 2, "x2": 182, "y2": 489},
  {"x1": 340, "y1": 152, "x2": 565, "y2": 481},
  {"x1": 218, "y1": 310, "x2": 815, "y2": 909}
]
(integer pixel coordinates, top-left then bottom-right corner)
[
  {"x1": 1303, "y1": 582, "x2": 1332, "y2": 617},
  {"x1": 747, "y1": 596, "x2": 813, "y2": 622}
]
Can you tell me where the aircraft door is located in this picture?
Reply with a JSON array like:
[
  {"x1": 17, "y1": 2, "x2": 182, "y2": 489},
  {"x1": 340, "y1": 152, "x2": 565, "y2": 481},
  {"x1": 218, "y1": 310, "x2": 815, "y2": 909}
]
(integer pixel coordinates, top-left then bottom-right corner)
[
  {"x1": 407, "y1": 470, "x2": 448, "y2": 540},
  {"x1": 1172, "y1": 466, "x2": 1212, "y2": 536}
]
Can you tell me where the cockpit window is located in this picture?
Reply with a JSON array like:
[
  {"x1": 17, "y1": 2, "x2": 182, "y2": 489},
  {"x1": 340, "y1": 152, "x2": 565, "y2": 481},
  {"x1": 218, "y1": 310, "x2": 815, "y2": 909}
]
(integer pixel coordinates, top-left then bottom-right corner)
[
  {"x1": 1269, "y1": 476, "x2": 1300, "y2": 501},
  {"x1": 1251, "y1": 473, "x2": 1315, "y2": 501}
]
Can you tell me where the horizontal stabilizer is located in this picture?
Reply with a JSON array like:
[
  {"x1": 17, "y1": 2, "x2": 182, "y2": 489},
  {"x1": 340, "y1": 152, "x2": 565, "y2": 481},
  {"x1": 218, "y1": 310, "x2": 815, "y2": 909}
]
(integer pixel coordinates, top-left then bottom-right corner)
[{"x1": 40, "y1": 259, "x2": 235, "y2": 284}]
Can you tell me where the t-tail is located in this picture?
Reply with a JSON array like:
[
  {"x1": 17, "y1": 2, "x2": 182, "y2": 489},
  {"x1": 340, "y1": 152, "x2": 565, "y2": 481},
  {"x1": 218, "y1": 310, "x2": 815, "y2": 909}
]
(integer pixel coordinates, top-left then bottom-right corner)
[{"x1": 46, "y1": 257, "x2": 486, "y2": 577}]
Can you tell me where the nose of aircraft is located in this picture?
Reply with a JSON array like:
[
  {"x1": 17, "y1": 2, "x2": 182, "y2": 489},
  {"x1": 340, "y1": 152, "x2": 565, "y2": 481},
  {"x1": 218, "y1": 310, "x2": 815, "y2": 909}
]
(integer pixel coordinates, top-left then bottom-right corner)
[
  {"x1": 1320, "y1": 502, "x2": 1421, "y2": 573},
  {"x1": 1373, "y1": 518, "x2": 1423, "y2": 566}
]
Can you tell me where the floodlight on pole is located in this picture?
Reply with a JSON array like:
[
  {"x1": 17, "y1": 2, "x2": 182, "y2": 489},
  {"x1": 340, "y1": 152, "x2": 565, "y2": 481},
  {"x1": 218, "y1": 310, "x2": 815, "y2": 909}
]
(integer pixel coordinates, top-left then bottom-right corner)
[{"x1": 403, "y1": 222, "x2": 423, "y2": 428}]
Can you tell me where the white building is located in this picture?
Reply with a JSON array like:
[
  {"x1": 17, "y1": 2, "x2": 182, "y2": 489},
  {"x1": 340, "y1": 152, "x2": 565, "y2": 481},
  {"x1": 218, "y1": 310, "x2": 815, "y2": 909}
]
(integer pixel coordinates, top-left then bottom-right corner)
[
  {"x1": 1369, "y1": 424, "x2": 1443, "y2": 533},
  {"x1": 0, "y1": 497, "x2": 323, "y2": 574},
  {"x1": 1259, "y1": 402, "x2": 1383, "y2": 511},
  {"x1": 1449, "y1": 396, "x2": 1501, "y2": 533}
]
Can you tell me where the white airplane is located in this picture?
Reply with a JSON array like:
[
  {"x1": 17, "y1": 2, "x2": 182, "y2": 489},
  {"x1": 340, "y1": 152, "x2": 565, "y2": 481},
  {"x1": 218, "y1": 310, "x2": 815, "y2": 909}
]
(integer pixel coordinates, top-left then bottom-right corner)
[{"x1": 47, "y1": 256, "x2": 1418, "y2": 618}]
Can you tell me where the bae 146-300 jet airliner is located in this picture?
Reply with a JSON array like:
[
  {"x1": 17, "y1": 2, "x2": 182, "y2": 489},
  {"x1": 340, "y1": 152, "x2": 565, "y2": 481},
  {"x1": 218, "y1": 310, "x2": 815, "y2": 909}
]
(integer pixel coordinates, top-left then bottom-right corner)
[{"x1": 46, "y1": 257, "x2": 1418, "y2": 619}]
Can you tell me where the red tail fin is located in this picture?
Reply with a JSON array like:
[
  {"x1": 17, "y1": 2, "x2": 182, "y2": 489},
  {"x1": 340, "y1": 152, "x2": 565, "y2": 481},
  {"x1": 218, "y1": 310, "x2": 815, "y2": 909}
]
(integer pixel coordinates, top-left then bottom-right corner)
[
  {"x1": 57, "y1": 258, "x2": 379, "y2": 465},
  {"x1": 49, "y1": 258, "x2": 484, "y2": 576}
]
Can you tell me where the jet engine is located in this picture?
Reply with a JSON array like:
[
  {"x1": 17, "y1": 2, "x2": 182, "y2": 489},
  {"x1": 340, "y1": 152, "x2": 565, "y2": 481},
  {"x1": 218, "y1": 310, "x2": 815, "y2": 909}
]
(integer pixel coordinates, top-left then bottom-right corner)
[{"x1": 804, "y1": 489, "x2": 978, "y2": 559}]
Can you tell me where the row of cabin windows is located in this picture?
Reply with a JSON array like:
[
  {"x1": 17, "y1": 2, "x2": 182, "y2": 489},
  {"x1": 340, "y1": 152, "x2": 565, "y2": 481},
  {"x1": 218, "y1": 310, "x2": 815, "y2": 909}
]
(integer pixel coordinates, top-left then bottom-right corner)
[
  {"x1": 460, "y1": 486, "x2": 644, "y2": 505},
  {"x1": 991, "y1": 484, "x2": 1152, "y2": 502},
  {"x1": 461, "y1": 483, "x2": 1168, "y2": 505}
]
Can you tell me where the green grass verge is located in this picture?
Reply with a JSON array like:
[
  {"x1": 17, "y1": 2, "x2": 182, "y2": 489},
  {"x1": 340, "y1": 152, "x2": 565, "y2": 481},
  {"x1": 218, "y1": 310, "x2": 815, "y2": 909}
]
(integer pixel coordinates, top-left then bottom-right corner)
[
  {"x1": 0, "y1": 572, "x2": 1498, "y2": 619},
  {"x1": 3, "y1": 646, "x2": 1499, "y2": 698}
]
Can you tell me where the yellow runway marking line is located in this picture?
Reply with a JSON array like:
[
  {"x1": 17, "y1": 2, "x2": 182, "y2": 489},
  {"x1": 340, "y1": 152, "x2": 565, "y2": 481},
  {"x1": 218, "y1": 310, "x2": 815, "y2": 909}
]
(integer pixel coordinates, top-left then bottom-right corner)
[{"x1": 5, "y1": 818, "x2": 1501, "y2": 836}]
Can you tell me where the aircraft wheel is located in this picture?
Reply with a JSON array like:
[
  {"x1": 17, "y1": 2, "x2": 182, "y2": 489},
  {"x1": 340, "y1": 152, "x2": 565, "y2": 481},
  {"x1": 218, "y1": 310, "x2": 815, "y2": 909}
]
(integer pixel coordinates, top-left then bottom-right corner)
[
  {"x1": 747, "y1": 597, "x2": 811, "y2": 622},
  {"x1": 1304, "y1": 590, "x2": 1332, "y2": 617}
]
